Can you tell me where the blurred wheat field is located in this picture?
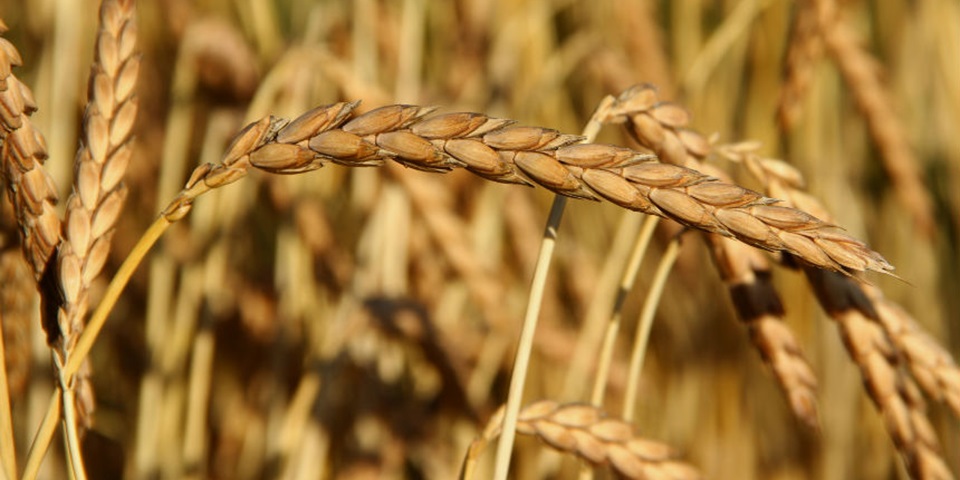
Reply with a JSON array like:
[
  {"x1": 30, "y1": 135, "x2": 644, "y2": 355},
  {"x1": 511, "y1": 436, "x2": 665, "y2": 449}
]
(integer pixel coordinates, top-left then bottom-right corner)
[{"x1": 0, "y1": 0, "x2": 959, "y2": 479}]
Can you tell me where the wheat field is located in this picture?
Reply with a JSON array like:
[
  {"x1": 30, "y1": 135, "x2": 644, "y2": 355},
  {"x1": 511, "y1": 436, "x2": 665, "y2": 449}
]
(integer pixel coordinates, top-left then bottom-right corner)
[{"x1": 0, "y1": 0, "x2": 959, "y2": 479}]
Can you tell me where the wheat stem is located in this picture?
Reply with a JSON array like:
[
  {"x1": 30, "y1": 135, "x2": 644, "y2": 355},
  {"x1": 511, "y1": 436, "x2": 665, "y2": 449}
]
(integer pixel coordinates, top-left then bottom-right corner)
[
  {"x1": 492, "y1": 195, "x2": 567, "y2": 480},
  {"x1": 57, "y1": 372, "x2": 86, "y2": 480},
  {"x1": 623, "y1": 237, "x2": 681, "y2": 421},
  {"x1": 21, "y1": 390, "x2": 60, "y2": 480},
  {"x1": 66, "y1": 217, "x2": 170, "y2": 377},
  {"x1": 590, "y1": 215, "x2": 660, "y2": 405},
  {"x1": 0, "y1": 316, "x2": 16, "y2": 480}
]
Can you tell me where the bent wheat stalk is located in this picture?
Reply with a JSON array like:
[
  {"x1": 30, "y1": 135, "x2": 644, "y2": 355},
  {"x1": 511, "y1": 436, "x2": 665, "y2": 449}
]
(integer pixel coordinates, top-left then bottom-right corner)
[{"x1": 464, "y1": 401, "x2": 700, "y2": 480}]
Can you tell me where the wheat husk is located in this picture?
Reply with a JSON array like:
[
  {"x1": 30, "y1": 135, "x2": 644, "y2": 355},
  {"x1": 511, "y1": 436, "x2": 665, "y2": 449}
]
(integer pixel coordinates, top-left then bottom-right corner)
[
  {"x1": 470, "y1": 401, "x2": 700, "y2": 480},
  {"x1": 165, "y1": 100, "x2": 893, "y2": 280}
]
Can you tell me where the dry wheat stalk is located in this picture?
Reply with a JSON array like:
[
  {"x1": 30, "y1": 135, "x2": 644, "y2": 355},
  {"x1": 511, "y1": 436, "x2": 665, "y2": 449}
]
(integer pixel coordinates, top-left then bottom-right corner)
[
  {"x1": 0, "y1": 21, "x2": 61, "y2": 283},
  {"x1": 471, "y1": 401, "x2": 700, "y2": 480},
  {"x1": 725, "y1": 147, "x2": 955, "y2": 479},
  {"x1": 602, "y1": 84, "x2": 821, "y2": 429},
  {"x1": 777, "y1": 0, "x2": 824, "y2": 129},
  {"x1": 813, "y1": 0, "x2": 935, "y2": 236},
  {"x1": 164, "y1": 100, "x2": 892, "y2": 281}
]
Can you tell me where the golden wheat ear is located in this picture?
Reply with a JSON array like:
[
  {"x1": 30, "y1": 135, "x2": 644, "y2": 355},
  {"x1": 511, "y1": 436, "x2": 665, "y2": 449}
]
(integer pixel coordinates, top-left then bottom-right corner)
[
  {"x1": 463, "y1": 401, "x2": 701, "y2": 480},
  {"x1": 164, "y1": 101, "x2": 894, "y2": 280}
]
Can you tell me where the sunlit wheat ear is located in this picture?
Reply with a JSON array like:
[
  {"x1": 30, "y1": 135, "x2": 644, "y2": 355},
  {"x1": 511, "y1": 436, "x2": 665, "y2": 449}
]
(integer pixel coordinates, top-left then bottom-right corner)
[
  {"x1": 165, "y1": 100, "x2": 894, "y2": 277},
  {"x1": 463, "y1": 401, "x2": 701, "y2": 480},
  {"x1": 0, "y1": 23, "x2": 60, "y2": 282},
  {"x1": 604, "y1": 84, "x2": 821, "y2": 429},
  {"x1": 724, "y1": 147, "x2": 957, "y2": 479}
]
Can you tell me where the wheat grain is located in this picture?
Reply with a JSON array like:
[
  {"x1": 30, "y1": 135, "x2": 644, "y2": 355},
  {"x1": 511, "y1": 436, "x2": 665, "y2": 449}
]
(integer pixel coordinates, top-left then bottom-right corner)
[
  {"x1": 165, "y1": 101, "x2": 892, "y2": 279},
  {"x1": 603, "y1": 84, "x2": 822, "y2": 429},
  {"x1": 468, "y1": 401, "x2": 700, "y2": 480}
]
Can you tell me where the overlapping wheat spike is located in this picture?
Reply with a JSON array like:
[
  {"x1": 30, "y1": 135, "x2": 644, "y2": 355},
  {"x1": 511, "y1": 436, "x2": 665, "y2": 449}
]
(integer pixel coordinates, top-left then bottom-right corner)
[
  {"x1": 164, "y1": 100, "x2": 893, "y2": 281},
  {"x1": 49, "y1": 0, "x2": 138, "y2": 432},
  {"x1": 0, "y1": 21, "x2": 60, "y2": 283},
  {"x1": 464, "y1": 401, "x2": 700, "y2": 480},
  {"x1": 598, "y1": 84, "x2": 821, "y2": 429},
  {"x1": 723, "y1": 146, "x2": 957, "y2": 479}
]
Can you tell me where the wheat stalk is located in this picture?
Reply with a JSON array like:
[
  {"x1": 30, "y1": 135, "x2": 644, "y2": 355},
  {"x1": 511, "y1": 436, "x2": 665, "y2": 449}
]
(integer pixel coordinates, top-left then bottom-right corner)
[
  {"x1": 603, "y1": 84, "x2": 822, "y2": 429},
  {"x1": 464, "y1": 401, "x2": 700, "y2": 480},
  {"x1": 725, "y1": 147, "x2": 955, "y2": 479},
  {"x1": 812, "y1": 0, "x2": 935, "y2": 236}
]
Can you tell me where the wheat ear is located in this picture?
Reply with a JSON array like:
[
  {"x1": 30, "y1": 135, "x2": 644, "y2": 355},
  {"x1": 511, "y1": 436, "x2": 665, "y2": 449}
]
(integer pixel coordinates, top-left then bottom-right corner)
[
  {"x1": 162, "y1": 101, "x2": 891, "y2": 277},
  {"x1": 604, "y1": 84, "x2": 821, "y2": 429},
  {"x1": 0, "y1": 21, "x2": 61, "y2": 282},
  {"x1": 56, "y1": 0, "x2": 138, "y2": 351},
  {"x1": 48, "y1": 0, "x2": 137, "y2": 456},
  {"x1": 863, "y1": 283, "x2": 960, "y2": 418},
  {"x1": 464, "y1": 401, "x2": 700, "y2": 480},
  {"x1": 728, "y1": 148, "x2": 955, "y2": 479}
]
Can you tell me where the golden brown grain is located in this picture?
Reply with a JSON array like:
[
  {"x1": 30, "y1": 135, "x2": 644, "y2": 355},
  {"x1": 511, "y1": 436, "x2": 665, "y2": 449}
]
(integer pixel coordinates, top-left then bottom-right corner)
[
  {"x1": 468, "y1": 401, "x2": 700, "y2": 480},
  {"x1": 167, "y1": 101, "x2": 893, "y2": 279}
]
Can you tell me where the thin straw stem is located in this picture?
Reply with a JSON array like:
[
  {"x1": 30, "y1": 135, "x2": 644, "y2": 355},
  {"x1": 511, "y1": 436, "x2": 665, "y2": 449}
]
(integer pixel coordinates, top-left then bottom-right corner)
[
  {"x1": 491, "y1": 97, "x2": 613, "y2": 479},
  {"x1": 0, "y1": 317, "x2": 16, "y2": 480},
  {"x1": 66, "y1": 217, "x2": 171, "y2": 377},
  {"x1": 492, "y1": 195, "x2": 567, "y2": 480},
  {"x1": 57, "y1": 374, "x2": 86, "y2": 480},
  {"x1": 590, "y1": 215, "x2": 660, "y2": 405},
  {"x1": 623, "y1": 237, "x2": 681, "y2": 421},
  {"x1": 21, "y1": 391, "x2": 60, "y2": 480}
]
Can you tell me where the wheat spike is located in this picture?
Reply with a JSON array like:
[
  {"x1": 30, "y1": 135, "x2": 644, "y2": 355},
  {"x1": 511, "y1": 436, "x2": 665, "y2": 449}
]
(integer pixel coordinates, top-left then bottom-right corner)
[
  {"x1": 727, "y1": 147, "x2": 955, "y2": 479},
  {"x1": 165, "y1": 100, "x2": 892, "y2": 280},
  {"x1": 471, "y1": 401, "x2": 700, "y2": 480},
  {"x1": 603, "y1": 84, "x2": 821, "y2": 429},
  {"x1": 0, "y1": 23, "x2": 61, "y2": 282},
  {"x1": 56, "y1": 0, "x2": 138, "y2": 350}
]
